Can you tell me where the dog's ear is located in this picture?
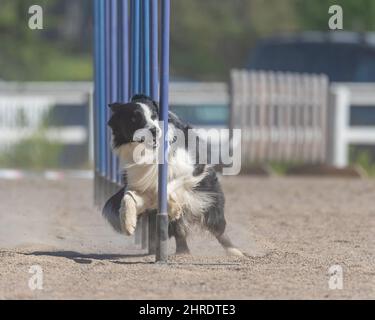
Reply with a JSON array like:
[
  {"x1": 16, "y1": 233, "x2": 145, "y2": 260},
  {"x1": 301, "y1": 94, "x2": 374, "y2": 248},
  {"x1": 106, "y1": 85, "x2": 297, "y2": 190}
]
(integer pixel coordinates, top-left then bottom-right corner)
[
  {"x1": 151, "y1": 100, "x2": 159, "y2": 114},
  {"x1": 131, "y1": 94, "x2": 159, "y2": 114},
  {"x1": 108, "y1": 103, "x2": 123, "y2": 113},
  {"x1": 109, "y1": 102, "x2": 136, "y2": 112},
  {"x1": 131, "y1": 94, "x2": 151, "y2": 103}
]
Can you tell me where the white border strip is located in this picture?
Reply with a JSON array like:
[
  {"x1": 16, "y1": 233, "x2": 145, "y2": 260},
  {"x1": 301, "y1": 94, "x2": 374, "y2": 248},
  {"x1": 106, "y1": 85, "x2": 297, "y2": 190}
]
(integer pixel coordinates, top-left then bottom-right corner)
[{"x1": 0, "y1": 169, "x2": 94, "y2": 180}]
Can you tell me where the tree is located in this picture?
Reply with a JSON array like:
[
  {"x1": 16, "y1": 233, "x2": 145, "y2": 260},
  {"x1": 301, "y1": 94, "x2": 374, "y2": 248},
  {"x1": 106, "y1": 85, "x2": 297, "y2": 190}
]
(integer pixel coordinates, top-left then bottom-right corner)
[
  {"x1": 171, "y1": 0, "x2": 298, "y2": 80},
  {"x1": 0, "y1": 0, "x2": 92, "y2": 81}
]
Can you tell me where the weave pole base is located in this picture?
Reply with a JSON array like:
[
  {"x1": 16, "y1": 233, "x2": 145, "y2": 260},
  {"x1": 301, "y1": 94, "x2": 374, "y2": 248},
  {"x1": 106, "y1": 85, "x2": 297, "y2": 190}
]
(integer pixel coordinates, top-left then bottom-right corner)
[{"x1": 155, "y1": 213, "x2": 168, "y2": 263}]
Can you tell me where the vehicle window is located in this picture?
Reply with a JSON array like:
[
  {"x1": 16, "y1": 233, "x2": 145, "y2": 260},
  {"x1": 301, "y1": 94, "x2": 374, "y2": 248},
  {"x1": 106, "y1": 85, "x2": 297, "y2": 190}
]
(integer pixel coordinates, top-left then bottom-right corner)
[
  {"x1": 350, "y1": 106, "x2": 375, "y2": 126},
  {"x1": 171, "y1": 104, "x2": 229, "y2": 126},
  {"x1": 248, "y1": 42, "x2": 375, "y2": 82},
  {"x1": 355, "y1": 55, "x2": 375, "y2": 82}
]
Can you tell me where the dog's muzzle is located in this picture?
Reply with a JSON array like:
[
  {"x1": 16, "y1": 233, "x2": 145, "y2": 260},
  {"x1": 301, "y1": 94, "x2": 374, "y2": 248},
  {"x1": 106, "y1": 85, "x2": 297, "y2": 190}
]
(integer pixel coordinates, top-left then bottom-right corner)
[{"x1": 133, "y1": 126, "x2": 160, "y2": 149}]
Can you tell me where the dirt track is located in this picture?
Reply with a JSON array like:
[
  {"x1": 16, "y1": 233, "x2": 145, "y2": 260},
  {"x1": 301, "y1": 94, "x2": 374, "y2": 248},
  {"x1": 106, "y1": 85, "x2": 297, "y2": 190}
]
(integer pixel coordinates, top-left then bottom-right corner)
[{"x1": 0, "y1": 176, "x2": 374, "y2": 299}]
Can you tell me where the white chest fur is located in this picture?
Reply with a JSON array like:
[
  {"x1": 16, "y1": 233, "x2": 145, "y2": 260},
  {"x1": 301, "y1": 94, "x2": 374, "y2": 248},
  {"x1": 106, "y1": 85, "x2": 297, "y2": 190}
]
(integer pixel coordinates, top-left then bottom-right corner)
[
  {"x1": 118, "y1": 144, "x2": 195, "y2": 190},
  {"x1": 117, "y1": 143, "x2": 213, "y2": 219}
]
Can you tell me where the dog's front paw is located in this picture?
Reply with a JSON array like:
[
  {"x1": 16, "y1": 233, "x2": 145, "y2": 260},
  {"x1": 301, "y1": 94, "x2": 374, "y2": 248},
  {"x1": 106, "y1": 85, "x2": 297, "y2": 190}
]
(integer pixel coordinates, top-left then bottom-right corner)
[{"x1": 120, "y1": 193, "x2": 138, "y2": 236}]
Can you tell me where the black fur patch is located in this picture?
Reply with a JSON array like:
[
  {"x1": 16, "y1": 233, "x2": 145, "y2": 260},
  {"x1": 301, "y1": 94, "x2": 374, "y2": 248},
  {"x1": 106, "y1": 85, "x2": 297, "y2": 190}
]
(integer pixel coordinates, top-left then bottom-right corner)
[{"x1": 108, "y1": 102, "x2": 147, "y2": 148}]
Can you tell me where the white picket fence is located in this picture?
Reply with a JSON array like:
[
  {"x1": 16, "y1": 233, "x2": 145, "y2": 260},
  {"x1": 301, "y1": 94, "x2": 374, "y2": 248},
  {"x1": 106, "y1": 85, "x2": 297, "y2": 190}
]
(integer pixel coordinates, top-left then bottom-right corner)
[
  {"x1": 230, "y1": 70, "x2": 329, "y2": 165},
  {"x1": 0, "y1": 82, "x2": 92, "y2": 153},
  {"x1": 328, "y1": 83, "x2": 375, "y2": 167}
]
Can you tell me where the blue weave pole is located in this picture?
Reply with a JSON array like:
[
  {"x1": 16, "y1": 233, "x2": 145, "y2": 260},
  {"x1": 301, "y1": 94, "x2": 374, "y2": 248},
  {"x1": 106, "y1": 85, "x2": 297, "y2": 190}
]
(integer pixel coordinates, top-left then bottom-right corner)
[
  {"x1": 141, "y1": 0, "x2": 151, "y2": 96},
  {"x1": 120, "y1": 0, "x2": 130, "y2": 103},
  {"x1": 105, "y1": 0, "x2": 112, "y2": 181},
  {"x1": 110, "y1": 0, "x2": 119, "y2": 183},
  {"x1": 131, "y1": 0, "x2": 141, "y2": 95},
  {"x1": 94, "y1": 0, "x2": 171, "y2": 261},
  {"x1": 118, "y1": 0, "x2": 130, "y2": 184},
  {"x1": 93, "y1": 0, "x2": 100, "y2": 173},
  {"x1": 93, "y1": 0, "x2": 100, "y2": 205},
  {"x1": 150, "y1": 0, "x2": 159, "y2": 101},
  {"x1": 98, "y1": 0, "x2": 106, "y2": 176},
  {"x1": 156, "y1": 0, "x2": 171, "y2": 263},
  {"x1": 148, "y1": 0, "x2": 159, "y2": 254}
]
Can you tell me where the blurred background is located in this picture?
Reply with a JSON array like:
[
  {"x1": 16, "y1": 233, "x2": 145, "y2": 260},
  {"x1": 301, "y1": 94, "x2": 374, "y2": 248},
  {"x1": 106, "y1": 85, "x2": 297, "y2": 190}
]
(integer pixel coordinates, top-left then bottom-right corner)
[
  {"x1": 2, "y1": 1, "x2": 375, "y2": 299},
  {"x1": 1, "y1": 0, "x2": 375, "y2": 175}
]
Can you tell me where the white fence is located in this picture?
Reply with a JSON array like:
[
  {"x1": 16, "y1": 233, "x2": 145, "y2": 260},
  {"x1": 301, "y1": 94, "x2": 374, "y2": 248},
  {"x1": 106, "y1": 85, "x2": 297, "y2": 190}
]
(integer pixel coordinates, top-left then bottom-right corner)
[
  {"x1": 328, "y1": 83, "x2": 375, "y2": 167},
  {"x1": 0, "y1": 82, "x2": 92, "y2": 156},
  {"x1": 169, "y1": 82, "x2": 228, "y2": 105},
  {"x1": 3, "y1": 80, "x2": 374, "y2": 169},
  {"x1": 230, "y1": 70, "x2": 329, "y2": 165}
]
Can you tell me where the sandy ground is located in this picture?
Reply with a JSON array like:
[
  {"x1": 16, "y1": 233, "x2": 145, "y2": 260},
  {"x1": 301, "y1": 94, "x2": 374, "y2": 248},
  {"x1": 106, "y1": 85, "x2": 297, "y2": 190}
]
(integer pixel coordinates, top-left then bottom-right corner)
[{"x1": 0, "y1": 176, "x2": 374, "y2": 299}]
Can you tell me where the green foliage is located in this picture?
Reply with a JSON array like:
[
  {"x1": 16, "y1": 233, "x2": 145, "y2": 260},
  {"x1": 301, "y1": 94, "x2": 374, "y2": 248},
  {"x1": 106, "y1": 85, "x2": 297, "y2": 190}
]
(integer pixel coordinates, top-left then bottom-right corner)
[
  {"x1": 37, "y1": 53, "x2": 93, "y2": 81},
  {"x1": 171, "y1": 0, "x2": 298, "y2": 80},
  {"x1": 349, "y1": 147, "x2": 375, "y2": 176},
  {"x1": 0, "y1": 0, "x2": 92, "y2": 81},
  {"x1": 268, "y1": 162, "x2": 294, "y2": 176},
  {"x1": 0, "y1": 129, "x2": 63, "y2": 170},
  {"x1": 1, "y1": 0, "x2": 374, "y2": 81},
  {"x1": 0, "y1": 108, "x2": 63, "y2": 169}
]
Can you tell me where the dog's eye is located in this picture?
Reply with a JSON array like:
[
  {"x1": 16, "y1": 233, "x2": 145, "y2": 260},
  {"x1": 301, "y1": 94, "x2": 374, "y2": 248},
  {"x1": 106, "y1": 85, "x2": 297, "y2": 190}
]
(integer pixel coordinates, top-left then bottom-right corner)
[{"x1": 131, "y1": 116, "x2": 137, "y2": 123}]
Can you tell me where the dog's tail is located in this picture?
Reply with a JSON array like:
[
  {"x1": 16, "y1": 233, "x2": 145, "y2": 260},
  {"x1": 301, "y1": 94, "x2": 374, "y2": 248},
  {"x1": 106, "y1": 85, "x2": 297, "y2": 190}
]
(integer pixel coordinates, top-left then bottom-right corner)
[{"x1": 102, "y1": 187, "x2": 125, "y2": 234}]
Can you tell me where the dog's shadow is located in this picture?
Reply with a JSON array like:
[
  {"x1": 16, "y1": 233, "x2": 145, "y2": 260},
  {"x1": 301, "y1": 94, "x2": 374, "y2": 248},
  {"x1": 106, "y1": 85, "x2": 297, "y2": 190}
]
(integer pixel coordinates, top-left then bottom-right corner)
[{"x1": 24, "y1": 251, "x2": 152, "y2": 265}]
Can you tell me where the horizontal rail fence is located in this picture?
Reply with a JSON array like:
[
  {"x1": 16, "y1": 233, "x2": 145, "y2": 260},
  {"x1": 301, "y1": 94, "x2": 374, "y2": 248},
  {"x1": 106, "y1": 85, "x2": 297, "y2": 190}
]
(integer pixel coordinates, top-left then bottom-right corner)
[
  {"x1": 0, "y1": 83, "x2": 92, "y2": 163},
  {"x1": 328, "y1": 84, "x2": 375, "y2": 167},
  {"x1": 230, "y1": 70, "x2": 329, "y2": 167}
]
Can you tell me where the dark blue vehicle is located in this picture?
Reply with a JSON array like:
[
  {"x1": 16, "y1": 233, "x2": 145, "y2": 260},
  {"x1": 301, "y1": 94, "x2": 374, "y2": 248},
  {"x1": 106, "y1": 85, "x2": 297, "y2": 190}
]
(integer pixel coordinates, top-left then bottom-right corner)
[
  {"x1": 248, "y1": 31, "x2": 375, "y2": 127},
  {"x1": 248, "y1": 31, "x2": 375, "y2": 83}
]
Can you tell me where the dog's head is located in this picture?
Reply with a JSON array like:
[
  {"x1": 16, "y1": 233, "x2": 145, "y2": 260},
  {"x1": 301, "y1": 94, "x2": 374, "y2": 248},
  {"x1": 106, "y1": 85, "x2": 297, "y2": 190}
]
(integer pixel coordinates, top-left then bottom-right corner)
[{"x1": 108, "y1": 94, "x2": 161, "y2": 149}]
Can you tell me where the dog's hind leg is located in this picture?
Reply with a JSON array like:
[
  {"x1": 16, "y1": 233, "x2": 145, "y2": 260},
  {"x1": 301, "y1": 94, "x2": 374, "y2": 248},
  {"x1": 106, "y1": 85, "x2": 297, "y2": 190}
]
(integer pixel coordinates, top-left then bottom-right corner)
[
  {"x1": 169, "y1": 219, "x2": 190, "y2": 255},
  {"x1": 195, "y1": 168, "x2": 244, "y2": 256},
  {"x1": 203, "y1": 203, "x2": 244, "y2": 257},
  {"x1": 215, "y1": 232, "x2": 244, "y2": 257}
]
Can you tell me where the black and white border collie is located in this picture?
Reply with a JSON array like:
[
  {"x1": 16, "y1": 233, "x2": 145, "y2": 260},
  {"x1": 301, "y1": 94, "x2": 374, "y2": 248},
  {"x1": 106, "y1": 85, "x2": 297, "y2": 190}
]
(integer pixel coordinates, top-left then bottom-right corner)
[{"x1": 103, "y1": 94, "x2": 243, "y2": 256}]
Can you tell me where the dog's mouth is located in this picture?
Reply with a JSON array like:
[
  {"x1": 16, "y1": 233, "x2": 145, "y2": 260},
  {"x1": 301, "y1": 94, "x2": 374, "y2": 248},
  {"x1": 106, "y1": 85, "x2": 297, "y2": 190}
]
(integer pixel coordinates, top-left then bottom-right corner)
[
  {"x1": 133, "y1": 136, "x2": 159, "y2": 149},
  {"x1": 133, "y1": 126, "x2": 161, "y2": 149}
]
